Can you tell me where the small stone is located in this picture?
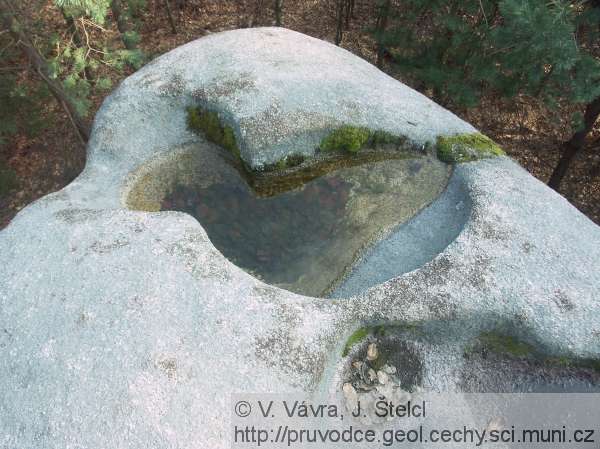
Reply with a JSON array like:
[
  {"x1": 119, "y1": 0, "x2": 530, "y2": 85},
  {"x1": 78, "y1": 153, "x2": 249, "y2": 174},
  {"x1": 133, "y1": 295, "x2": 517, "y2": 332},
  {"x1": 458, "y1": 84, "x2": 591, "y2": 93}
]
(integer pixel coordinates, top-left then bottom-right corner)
[
  {"x1": 357, "y1": 362, "x2": 369, "y2": 381},
  {"x1": 342, "y1": 382, "x2": 357, "y2": 399},
  {"x1": 383, "y1": 364, "x2": 397, "y2": 374},
  {"x1": 377, "y1": 370, "x2": 389, "y2": 385},
  {"x1": 366, "y1": 343, "x2": 378, "y2": 361},
  {"x1": 355, "y1": 381, "x2": 373, "y2": 392},
  {"x1": 343, "y1": 383, "x2": 359, "y2": 413},
  {"x1": 352, "y1": 360, "x2": 363, "y2": 370},
  {"x1": 368, "y1": 368, "x2": 377, "y2": 382}
]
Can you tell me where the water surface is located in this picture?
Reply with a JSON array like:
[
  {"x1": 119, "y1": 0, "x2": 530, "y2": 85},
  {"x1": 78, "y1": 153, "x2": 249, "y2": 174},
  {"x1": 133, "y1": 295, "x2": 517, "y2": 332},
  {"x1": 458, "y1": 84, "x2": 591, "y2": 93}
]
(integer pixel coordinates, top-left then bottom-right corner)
[{"x1": 159, "y1": 155, "x2": 450, "y2": 296}]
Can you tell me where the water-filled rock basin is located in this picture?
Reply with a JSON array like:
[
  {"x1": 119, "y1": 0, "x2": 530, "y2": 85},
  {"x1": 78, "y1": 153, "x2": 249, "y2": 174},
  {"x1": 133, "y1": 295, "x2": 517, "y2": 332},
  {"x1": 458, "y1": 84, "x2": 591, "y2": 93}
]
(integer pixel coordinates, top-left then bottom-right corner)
[{"x1": 126, "y1": 143, "x2": 450, "y2": 296}]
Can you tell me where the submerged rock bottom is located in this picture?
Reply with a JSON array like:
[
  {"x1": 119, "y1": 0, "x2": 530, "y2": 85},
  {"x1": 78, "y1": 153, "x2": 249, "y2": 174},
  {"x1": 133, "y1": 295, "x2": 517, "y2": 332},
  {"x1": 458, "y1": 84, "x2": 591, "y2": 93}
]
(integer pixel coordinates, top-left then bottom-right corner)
[{"x1": 126, "y1": 142, "x2": 453, "y2": 297}]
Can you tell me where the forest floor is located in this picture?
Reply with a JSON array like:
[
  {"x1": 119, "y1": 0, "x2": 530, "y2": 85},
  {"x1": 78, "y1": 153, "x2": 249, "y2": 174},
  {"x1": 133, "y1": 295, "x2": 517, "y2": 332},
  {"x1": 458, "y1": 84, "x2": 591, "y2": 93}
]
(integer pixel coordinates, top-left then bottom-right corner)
[{"x1": 1, "y1": 0, "x2": 599, "y2": 229}]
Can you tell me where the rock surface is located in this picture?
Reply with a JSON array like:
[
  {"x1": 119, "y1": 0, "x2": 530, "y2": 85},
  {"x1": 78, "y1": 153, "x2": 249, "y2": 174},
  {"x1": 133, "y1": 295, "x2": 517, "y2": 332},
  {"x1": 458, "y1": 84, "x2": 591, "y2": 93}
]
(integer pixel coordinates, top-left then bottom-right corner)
[{"x1": 1, "y1": 27, "x2": 600, "y2": 449}]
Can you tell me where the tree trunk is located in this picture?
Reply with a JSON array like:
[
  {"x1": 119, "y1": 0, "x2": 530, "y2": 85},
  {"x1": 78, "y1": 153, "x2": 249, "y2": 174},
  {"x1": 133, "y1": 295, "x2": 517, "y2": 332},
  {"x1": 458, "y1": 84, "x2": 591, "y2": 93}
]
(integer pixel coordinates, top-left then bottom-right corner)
[
  {"x1": 334, "y1": 0, "x2": 344, "y2": 45},
  {"x1": 111, "y1": 0, "x2": 136, "y2": 50},
  {"x1": 0, "y1": 0, "x2": 90, "y2": 143},
  {"x1": 344, "y1": 0, "x2": 354, "y2": 28},
  {"x1": 375, "y1": 0, "x2": 391, "y2": 68},
  {"x1": 275, "y1": 0, "x2": 283, "y2": 26},
  {"x1": 165, "y1": 0, "x2": 177, "y2": 34},
  {"x1": 548, "y1": 96, "x2": 600, "y2": 190}
]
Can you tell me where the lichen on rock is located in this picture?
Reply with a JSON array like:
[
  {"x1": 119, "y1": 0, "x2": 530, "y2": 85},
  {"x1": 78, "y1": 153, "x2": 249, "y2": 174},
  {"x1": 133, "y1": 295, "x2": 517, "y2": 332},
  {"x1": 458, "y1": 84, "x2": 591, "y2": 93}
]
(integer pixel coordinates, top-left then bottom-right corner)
[{"x1": 436, "y1": 132, "x2": 504, "y2": 163}]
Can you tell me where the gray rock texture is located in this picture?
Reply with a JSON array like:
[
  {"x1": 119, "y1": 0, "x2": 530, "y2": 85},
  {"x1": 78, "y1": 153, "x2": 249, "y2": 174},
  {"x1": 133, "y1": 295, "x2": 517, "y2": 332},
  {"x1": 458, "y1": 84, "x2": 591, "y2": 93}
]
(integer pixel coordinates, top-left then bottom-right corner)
[{"x1": 1, "y1": 27, "x2": 599, "y2": 449}]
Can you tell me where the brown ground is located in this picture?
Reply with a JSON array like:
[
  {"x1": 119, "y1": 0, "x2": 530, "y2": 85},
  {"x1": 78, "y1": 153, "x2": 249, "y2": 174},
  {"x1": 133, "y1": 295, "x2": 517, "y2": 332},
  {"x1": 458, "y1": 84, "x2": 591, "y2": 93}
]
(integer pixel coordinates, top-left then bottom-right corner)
[{"x1": 1, "y1": 0, "x2": 599, "y2": 229}]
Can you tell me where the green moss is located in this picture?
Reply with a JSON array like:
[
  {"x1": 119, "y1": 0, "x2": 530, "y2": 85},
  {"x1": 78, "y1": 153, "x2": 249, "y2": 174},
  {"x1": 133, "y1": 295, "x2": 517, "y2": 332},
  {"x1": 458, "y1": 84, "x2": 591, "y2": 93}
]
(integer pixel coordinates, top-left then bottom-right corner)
[
  {"x1": 342, "y1": 327, "x2": 370, "y2": 357},
  {"x1": 0, "y1": 161, "x2": 18, "y2": 197},
  {"x1": 369, "y1": 130, "x2": 407, "y2": 149},
  {"x1": 436, "y1": 132, "x2": 505, "y2": 163},
  {"x1": 469, "y1": 331, "x2": 600, "y2": 374},
  {"x1": 321, "y1": 127, "x2": 408, "y2": 154},
  {"x1": 342, "y1": 325, "x2": 387, "y2": 357},
  {"x1": 187, "y1": 106, "x2": 240, "y2": 158},
  {"x1": 221, "y1": 127, "x2": 239, "y2": 157},
  {"x1": 261, "y1": 153, "x2": 307, "y2": 173},
  {"x1": 477, "y1": 332, "x2": 535, "y2": 358},
  {"x1": 285, "y1": 153, "x2": 307, "y2": 168},
  {"x1": 576, "y1": 358, "x2": 600, "y2": 373},
  {"x1": 320, "y1": 126, "x2": 371, "y2": 153},
  {"x1": 546, "y1": 356, "x2": 600, "y2": 373},
  {"x1": 341, "y1": 323, "x2": 421, "y2": 357},
  {"x1": 546, "y1": 356, "x2": 572, "y2": 367}
]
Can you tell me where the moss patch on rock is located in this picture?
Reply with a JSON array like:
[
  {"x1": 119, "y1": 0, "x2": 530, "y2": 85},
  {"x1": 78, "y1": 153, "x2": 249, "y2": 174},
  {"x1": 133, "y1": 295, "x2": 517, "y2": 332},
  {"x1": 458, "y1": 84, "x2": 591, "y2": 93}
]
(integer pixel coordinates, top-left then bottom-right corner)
[
  {"x1": 320, "y1": 127, "x2": 407, "y2": 154},
  {"x1": 369, "y1": 130, "x2": 408, "y2": 149},
  {"x1": 342, "y1": 327, "x2": 371, "y2": 357},
  {"x1": 187, "y1": 106, "x2": 240, "y2": 158},
  {"x1": 321, "y1": 126, "x2": 370, "y2": 153},
  {"x1": 342, "y1": 322, "x2": 424, "y2": 357},
  {"x1": 476, "y1": 332, "x2": 535, "y2": 358},
  {"x1": 546, "y1": 356, "x2": 600, "y2": 373},
  {"x1": 436, "y1": 133, "x2": 504, "y2": 163},
  {"x1": 342, "y1": 325, "x2": 392, "y2": 357},
  {"x1": 467, "y1": 331, "x2": 600, "y2": 373},
  {"x1": 261, "y1": 153, "x2": 307, "y2": 173}
]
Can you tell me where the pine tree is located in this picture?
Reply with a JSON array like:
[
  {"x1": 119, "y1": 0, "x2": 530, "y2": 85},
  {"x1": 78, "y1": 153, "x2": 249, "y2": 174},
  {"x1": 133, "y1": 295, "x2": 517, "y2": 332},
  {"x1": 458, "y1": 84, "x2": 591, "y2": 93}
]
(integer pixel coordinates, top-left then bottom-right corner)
[
  {"x1": 54, "y1": 0, "x2": 111, "y2": 24},
  {"x1": 56, "y1": 1, "x2": 145, "y2": 65},
  {"x1": 111, "y1": 0, "x2": 138, "y2": 50},
  {"x1": 0, "y1": 0, "x2": 148, "y2": 146},
  {"x1": 0, "y1": 0, "x2": 91, "y2": 143},
  {"x1": 373, "y1": 0, "x2": 600, "y2": 185}
]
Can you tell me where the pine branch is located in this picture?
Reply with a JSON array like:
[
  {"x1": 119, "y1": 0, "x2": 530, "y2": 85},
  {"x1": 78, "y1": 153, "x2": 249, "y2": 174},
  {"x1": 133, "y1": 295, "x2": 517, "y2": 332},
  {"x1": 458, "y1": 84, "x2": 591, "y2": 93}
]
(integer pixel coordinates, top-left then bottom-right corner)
[{"x1": 0, "y1": 0, "x2": 90, "y2": 144}]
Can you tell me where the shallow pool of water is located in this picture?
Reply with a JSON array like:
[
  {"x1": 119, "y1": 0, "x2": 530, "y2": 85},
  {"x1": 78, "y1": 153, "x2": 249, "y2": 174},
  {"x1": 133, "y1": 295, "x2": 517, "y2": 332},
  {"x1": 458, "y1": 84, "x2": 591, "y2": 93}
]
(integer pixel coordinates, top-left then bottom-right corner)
[{"x1": 159, "y1": 154, "x2": 450, "y2": 297}]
